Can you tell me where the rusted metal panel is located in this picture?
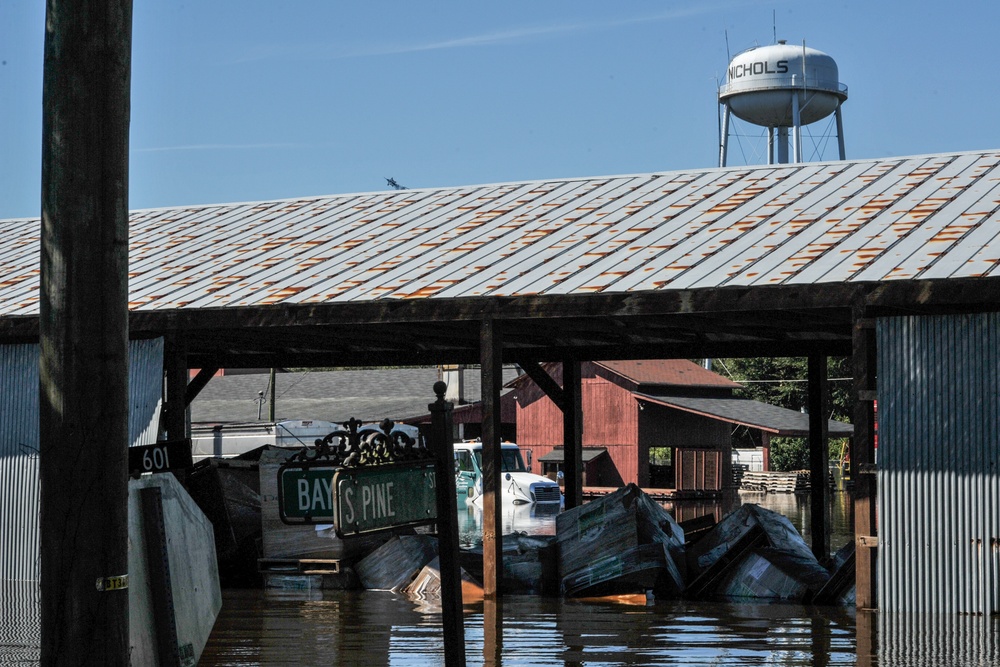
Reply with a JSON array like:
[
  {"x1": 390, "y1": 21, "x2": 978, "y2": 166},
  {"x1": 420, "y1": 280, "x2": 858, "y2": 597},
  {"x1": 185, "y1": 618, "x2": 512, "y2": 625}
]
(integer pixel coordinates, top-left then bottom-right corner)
[
  {"x1": 1, "y1": 151, "x2": 998, "y2": 316},
  {"x1": 877, "y1": 313, "x2": 1000, "y2": 614}
]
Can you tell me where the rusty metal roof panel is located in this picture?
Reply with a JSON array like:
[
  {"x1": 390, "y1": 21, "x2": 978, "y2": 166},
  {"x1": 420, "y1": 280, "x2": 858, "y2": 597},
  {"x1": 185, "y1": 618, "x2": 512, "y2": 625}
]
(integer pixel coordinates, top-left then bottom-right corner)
[{"x1": 1, "y1": 150, "x2": 999, "y2": 315}]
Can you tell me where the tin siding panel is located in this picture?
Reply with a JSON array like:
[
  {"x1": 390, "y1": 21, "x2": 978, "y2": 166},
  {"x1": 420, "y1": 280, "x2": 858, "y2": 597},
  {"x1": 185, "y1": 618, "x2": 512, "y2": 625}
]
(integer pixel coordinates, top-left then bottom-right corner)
[
  {"x1": 128, "y1": 337, "x2": 164, "y2": 448},
  {"x1": 877, "y1": 313, "x2": 1000, "y2": 614},
  {"x1": 0, "y1": 345, "x2": 41, "y2": 582},
  {"x1": 0, "y1": 339, "x2": 164, "y2": 583}
]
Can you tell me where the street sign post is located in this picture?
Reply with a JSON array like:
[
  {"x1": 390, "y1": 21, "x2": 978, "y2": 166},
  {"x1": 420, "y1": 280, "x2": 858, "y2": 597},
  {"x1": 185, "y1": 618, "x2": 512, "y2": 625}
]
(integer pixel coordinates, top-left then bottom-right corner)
[{"x1": 278, "y1": 460, "x2": 437, "y2": 535}]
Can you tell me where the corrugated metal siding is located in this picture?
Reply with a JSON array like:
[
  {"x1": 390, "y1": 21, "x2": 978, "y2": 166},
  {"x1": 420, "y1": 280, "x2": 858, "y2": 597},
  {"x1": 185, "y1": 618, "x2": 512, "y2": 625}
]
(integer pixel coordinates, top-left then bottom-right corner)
[
  {"x1": 1, "y1": 151, "x2": 998, "y2": 315},
  {"x1": 0, "y1": 345, "x2": 41, "y2": 582},
  {"x1": 877, "y1": 313, "x2": 1000, "y2": 614},
  {"x1": 0, "y1": 339, "x2": 164, "y2": 583},
  {"x1": 0, "y1": 581, "x2": 39, "y2": 662},
  {"x1": 879, "y1": 612, "x2": 1000, "y2": 664},
  {"x1": 129, "y1": 337, "x2": 164, "y2": 447}
]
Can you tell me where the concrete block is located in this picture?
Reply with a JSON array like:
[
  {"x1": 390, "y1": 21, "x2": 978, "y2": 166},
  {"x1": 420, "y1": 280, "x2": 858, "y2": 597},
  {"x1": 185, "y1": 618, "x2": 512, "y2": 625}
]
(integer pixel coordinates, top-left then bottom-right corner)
[{"x1": 128, "y1": 473, "x2": 221, "y2": 666}]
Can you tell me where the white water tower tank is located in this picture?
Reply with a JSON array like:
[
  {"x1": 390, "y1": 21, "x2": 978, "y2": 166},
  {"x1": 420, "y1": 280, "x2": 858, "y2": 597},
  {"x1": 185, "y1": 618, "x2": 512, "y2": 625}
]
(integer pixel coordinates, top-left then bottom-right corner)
[{"x1": 718, "y1": 41, "x2": 848, "y2": 166}]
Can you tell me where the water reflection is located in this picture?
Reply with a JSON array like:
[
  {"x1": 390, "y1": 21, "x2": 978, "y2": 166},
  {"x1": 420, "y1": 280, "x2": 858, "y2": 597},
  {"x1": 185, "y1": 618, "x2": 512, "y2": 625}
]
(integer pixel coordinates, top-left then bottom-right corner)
[
  {"x1": 200, "y1": 589, "x2": 859, "y2": 666},
  {"x1": 196, "y1": 489, "x2": 1000, "y2": 666}
]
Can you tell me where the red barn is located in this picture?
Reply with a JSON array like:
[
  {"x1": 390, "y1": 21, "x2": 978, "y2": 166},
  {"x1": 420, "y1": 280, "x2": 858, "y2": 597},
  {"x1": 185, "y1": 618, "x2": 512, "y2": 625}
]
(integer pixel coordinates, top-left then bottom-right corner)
[{"x1": 511, "y1": 360, "x2": 742, "y2": 495}]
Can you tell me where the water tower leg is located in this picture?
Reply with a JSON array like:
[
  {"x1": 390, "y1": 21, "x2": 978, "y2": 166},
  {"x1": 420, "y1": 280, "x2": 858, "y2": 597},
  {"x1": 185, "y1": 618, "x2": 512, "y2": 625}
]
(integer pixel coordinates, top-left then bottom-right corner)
[
  {"x1": 791, "y1": 93, "x2": 802, "y2": 163},
  {"x1": 767, "y1": 128, "x2": 775, "y2": 165},
  {"x1": 776, "y1": 127, "x2": 789, "y2": 164},
  {"x1": 835, "y1": 105, "x2": 846, "y2": 160},
  {"x1": 719, "y1": 103, "x2": 731, "y2": 168}
]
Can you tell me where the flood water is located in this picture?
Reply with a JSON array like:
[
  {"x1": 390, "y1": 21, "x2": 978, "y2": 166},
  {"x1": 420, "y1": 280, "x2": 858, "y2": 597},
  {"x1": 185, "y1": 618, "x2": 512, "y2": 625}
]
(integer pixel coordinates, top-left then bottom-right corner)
[{"x1": 196, "y1": 490, "x2": 1000, "y2": 666}]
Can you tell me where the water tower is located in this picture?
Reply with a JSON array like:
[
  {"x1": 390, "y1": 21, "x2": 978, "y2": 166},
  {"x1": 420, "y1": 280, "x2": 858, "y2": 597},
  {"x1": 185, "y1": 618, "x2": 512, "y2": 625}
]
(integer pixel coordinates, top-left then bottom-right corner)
[{"x1": 718, "y1": 41, "x2": 848, "y2": 166}]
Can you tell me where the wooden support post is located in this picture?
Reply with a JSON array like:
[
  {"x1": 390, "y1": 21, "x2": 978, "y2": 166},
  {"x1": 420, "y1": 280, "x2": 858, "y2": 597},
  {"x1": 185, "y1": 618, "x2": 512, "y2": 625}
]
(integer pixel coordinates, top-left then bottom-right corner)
[
  {"x1": 429, "y1": 382, "x2": 466, "y2": 667},
  {"x1": 852, "y1": 302, "x2": 878, "y2": 610},
  {"x1": 164, "y1": 340, "x2": 188, "y2": 442},
  {"x1": 808, "y1": 354, "x2": 830, "y2": 560},
  {"x1": 562, "y1": 360, "x2": 583, "y2": 510},
  {"x1": 140, "y1": 487, "x2": 180, "y2": 667},
  {"x1": 483, "y1": 598, "x2": 502, "y2": 666},
  {"x1": 761, "y1": 432, "x2": 771, "y2": 472},
  {"x1": 39, "y1": 1, "x2": 133, "y2": 663},
  {"x1": 480, "y1": 319, "x2": 504, "y2": 598},
  {"x1": 268, "y1": 367, "x2": 277, "y2": 421}
]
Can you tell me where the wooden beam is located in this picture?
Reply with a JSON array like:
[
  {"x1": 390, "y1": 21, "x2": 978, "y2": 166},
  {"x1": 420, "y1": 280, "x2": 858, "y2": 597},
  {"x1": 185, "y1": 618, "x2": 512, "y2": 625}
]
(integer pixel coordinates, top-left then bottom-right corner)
[
  {"x1": 808, "y1": 354, "x2": 830, "y2": 561},
  {"x1": 184, "y1": 367, "x2": 219, "y2": 405},
  {"x1": 39, "y1": 0, "x2": 133, "y2": 662},
  {"x1": 852, "y1": 302, "x2": 878, "y2": 610},
  {"x1": 479, "y1": 318, "x2": 504, "y2": 598},
  {"x1": 164, "y1": 339, "x2": 188, "y2": 441},
  {"x1": 518, "y1": 361, "x2": 565, "y2": 410},
  {"x1": 562, "y1": 360, "x2": 584, "y2": 510}
]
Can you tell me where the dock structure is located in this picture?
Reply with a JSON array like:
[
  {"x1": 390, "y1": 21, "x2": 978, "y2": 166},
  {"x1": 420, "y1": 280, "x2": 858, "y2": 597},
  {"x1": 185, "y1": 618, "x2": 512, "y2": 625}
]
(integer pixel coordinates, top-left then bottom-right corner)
[{"x1": 3, "y1": 150, "x2": 1000, "y2": 623}]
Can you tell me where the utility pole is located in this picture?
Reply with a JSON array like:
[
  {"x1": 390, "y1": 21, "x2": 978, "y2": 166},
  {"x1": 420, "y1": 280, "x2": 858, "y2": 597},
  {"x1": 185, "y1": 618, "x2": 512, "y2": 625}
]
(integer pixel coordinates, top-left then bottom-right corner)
[{"x1": 39, "y1": 0, "x2": 133, "y2": 663}]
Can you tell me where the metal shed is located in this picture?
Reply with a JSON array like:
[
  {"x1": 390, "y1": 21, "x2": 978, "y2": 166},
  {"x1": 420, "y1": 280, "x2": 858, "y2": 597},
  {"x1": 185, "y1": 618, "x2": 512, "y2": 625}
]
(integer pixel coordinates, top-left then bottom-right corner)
[{"x1": 3, "y1": 149, "x2": 1000, "y2": 612}]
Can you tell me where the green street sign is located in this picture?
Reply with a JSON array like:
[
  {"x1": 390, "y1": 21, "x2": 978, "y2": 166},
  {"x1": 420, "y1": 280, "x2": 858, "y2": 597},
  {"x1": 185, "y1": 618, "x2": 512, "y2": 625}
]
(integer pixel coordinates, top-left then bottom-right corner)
[
  {"x1": 279, "y1": 461, "x2": 438, "y2": 536},
  {"x1": 335, "y1": 462, "x2": 437, "y2": 537},
  {"x1": 279, "y1": 467, "x2": 337, "y2": 521}
]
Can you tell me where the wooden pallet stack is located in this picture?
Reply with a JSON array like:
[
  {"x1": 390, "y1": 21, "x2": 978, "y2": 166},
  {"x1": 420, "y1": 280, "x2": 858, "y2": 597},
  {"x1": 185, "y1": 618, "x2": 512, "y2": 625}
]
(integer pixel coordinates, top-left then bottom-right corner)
[{"x1": 740, "y1": 470, "x2": 812, "y2": 493}]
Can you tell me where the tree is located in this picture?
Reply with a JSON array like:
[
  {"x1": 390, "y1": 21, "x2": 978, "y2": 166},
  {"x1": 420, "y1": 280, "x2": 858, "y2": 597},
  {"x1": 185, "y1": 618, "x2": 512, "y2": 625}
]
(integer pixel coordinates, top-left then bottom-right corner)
[{"x1": 713, "y1": 357, "x2": 851, "y2": 471}]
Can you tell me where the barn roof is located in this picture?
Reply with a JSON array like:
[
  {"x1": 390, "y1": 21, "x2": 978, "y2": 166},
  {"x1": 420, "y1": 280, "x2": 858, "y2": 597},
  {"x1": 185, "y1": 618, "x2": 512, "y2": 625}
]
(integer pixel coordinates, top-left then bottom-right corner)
[
  {"x1": 2, "y1": 150, "x2": 999, "y2": 367},
  {"x1": 635, "y1": 392, "x2": 854, "y2": 437},
  {"x1": 592, "y1": 359, "x2": 742, "y2": 389}
]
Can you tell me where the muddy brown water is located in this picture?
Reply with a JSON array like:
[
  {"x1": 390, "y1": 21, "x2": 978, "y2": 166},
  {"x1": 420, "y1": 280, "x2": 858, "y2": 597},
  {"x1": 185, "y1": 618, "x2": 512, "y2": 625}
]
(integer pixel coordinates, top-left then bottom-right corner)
[{"x1": 196, "y1": 491, "x2": 997, "y2": 666}]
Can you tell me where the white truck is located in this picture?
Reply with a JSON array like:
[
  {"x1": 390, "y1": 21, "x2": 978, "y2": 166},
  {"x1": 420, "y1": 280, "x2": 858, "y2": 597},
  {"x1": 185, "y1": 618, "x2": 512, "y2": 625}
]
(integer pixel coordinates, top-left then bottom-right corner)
[{"x1": 453, "y1": 441, "x2": 562, "y2": 506}]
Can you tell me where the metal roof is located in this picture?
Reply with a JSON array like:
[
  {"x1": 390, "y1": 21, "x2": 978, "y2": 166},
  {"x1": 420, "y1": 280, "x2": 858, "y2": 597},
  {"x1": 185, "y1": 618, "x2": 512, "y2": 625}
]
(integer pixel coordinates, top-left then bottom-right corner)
[
  {"x1": 634, "y1": 393, "x2": 854, "y2": 437},
  {"x1": 189, "y1": 366, "x2": 519, "y2": 424},
  {"x1": 1, "y1": 150, "x2": 998, "y2": 317},
  {"x1": 592, "y1": 359, "x2": 743, "y2": 389}
]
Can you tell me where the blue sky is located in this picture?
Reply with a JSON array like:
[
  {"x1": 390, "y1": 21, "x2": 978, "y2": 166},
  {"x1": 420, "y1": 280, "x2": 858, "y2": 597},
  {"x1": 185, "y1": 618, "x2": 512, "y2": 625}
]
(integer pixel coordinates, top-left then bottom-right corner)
[{"x1": 1, "y1": 1, "x2": 998, "y2": 219}]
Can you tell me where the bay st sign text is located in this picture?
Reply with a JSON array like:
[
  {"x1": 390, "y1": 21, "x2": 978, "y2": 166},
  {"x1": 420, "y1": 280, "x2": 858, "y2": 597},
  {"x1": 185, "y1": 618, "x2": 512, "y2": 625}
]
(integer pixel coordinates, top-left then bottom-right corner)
[{"x1": 279, "y1": 460, "x2": 438, "y2": 536}]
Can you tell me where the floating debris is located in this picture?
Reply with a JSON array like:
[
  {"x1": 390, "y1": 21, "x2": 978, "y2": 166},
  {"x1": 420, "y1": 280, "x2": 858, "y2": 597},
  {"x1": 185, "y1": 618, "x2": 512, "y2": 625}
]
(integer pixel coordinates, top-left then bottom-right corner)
[
  {"x1": 685, "y1": 504, "x2": 831, "y2": 601},
  {"x1": 555, "y1": 484, "x2": 686, "y2": 598}
]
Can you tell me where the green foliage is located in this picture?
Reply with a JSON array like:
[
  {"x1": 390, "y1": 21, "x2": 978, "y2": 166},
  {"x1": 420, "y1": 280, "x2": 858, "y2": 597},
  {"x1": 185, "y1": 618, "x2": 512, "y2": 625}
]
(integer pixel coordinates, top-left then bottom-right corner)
[
  {"x1": 713, "y1": 356, "x2": 852, "y2": 461},
  {"x1": 768, "y1": 437, "x2": 809, "y2": 472}
]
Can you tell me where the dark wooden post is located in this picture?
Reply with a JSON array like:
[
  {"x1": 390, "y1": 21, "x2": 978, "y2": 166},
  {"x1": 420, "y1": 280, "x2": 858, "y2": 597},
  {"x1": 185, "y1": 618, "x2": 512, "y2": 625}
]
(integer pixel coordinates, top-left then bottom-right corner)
[
  {"x1": 163, "y1": 338, "x2": 188, "y2": 442},
  {"x1": 808, "y1": 354, "x2": 830, "y2": 560},
  {"x1": 39, "y1": 0, "x2": 133, "y2": 663},
  {"x1": 480, "y1": 318, "x2": 504, "y2": 598},
  {"x1": 852, "y1": 301, "x2": 878, "y2": 609},
  {"x1": 483, "y1": 598, "x2": 503, "y2": 666},
  {"x1": 562, "y1": 360, "x2": 583, "y2": 509},
  {"x1": 268, "y1": 367, "x2": 277, "y2": 421},
  {"x1": 429, "y1": 381, "x2": 466, "y2": 667}
]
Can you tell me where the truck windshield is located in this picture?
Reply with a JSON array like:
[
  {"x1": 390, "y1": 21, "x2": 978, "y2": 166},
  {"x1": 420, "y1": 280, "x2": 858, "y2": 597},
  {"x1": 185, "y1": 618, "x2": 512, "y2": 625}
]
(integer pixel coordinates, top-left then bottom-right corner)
[{"x1": 473, "y1": 448, "x2": 526, "y2": 473}]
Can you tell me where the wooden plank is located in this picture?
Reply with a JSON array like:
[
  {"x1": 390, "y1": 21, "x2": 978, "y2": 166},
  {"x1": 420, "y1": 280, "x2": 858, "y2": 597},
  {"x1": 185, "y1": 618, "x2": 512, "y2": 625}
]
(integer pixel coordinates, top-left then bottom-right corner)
[
  {"x1": 479, "y1": 319, "x2": 503, "y2": 600},
  {"x1": 808, "y1": 355, "x2": 830, "y2": 560},
  {"x1": 852, "y1": 296, "x2": 878, "y2": 610},
  {"x1": 562, "y1": 359, "x2": 583, "y2": 510}
]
